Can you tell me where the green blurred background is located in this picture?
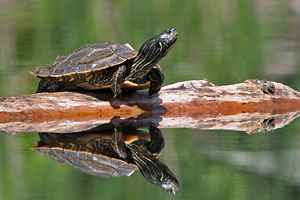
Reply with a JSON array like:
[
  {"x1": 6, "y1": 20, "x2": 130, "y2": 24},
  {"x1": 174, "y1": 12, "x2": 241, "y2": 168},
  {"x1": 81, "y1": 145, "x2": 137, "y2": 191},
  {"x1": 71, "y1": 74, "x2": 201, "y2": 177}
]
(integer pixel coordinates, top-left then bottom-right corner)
[{"x1": 1, "y1": 0, "x2": 300, "y2": 199}]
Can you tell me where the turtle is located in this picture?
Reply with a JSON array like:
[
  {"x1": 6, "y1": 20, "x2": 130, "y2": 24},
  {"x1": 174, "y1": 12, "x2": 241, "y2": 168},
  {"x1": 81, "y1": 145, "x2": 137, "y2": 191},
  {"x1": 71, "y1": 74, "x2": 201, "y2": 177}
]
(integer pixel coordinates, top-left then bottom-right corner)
[
  {"x1": 33, "y1": 124, "x2": 179, "y2": 195},
  {"x1": 30, "y1": 28, "x2": 177, "y2": 98}
]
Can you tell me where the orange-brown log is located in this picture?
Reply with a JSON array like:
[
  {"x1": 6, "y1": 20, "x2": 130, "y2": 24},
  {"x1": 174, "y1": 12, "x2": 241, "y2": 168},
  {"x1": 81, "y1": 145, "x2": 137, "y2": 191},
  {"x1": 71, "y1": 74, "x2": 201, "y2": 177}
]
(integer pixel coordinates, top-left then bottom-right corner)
[{"x1": 0, "y1": 79, "x2": 300, "y2": 133}]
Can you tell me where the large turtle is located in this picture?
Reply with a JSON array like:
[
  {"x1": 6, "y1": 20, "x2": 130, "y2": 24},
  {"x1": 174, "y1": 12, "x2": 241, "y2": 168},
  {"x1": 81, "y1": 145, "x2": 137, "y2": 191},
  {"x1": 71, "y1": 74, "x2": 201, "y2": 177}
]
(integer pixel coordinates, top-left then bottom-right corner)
[
  {"x1": 30, "y1": 28, "x2": 177, "y2": 98},
  {"x1": 33, "y1": 125, "x2": 179, "y2": 194}
]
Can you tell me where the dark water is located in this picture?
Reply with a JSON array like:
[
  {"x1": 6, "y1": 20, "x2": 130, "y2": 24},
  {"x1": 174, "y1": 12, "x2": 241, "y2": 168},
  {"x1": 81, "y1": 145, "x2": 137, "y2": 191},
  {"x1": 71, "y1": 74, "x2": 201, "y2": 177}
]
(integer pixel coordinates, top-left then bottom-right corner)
[{"x1": 1, "y1": 0, "x2": 300, "y2": 199}]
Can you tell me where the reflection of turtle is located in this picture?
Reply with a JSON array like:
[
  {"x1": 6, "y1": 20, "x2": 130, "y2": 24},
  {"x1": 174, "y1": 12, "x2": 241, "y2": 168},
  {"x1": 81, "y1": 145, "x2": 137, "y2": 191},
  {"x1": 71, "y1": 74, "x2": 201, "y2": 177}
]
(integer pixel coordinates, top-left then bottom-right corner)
[
  {"x1": 30, "y1": 28, "x2": 177, "y2": 98},
  {"x1": 33, "y1": 125, "x2": 179, "y2": 194}
]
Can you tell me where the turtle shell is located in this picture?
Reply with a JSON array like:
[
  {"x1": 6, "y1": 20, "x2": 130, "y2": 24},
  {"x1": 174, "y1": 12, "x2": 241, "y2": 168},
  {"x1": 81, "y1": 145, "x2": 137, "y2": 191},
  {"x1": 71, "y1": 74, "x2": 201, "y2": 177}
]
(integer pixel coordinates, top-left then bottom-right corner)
[
  {"x1": 30, "y1": 42, "x2": 154, "y2": 91},
  {"x1": 31, "y1": 42, "x2": 137, "y2": 77},
  {"x1": 34, "y1": 146, "x2": 138, "y2": 178},
  {"x1": 32, "y1": 133, "x2": 139, "y2": 178}
]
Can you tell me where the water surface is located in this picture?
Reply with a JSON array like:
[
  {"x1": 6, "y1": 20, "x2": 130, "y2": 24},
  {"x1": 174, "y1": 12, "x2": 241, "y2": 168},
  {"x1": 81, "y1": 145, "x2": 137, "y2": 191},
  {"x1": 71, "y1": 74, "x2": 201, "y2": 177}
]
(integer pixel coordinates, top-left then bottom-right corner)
[{"x1": 1, "y1": 0, "x2": 300, "y2": 199}]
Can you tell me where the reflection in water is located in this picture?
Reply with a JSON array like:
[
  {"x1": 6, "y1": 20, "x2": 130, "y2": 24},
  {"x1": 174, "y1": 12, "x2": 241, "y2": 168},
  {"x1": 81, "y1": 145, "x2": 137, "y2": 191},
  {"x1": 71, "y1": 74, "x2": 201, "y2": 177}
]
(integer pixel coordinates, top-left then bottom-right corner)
[{"x1": 33, "y1": 123, "x2": 179, "y2": 195}]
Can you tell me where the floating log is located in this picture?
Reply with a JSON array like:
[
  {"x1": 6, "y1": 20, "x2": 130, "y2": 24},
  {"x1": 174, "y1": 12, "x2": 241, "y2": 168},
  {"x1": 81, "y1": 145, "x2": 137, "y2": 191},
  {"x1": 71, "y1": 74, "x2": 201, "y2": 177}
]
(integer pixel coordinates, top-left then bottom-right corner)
[{"x1": 0, "y1": 79, "x2": 300, "y2": 133}]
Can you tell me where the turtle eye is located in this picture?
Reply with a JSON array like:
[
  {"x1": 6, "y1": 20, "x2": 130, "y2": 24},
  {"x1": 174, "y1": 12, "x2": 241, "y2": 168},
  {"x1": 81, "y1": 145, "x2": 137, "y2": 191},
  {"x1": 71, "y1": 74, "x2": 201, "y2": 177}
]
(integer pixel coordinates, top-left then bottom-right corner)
[
  {"x1": 166, "y1": 29, "x2": 173, "y2": 35},
  {"x1": 165, "y1": 28, "x2": 175, "y2": 35}
]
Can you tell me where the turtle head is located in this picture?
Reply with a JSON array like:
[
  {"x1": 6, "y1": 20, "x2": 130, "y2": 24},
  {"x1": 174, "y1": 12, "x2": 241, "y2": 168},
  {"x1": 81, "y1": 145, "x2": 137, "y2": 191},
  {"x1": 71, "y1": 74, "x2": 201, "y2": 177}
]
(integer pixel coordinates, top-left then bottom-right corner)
[
  {"x1": 148, "y1": 27, "x2": 178, "y2": 57},
  {"x1": 137, "y1": 27, "x2": 177, "y2": 63},
  {"x1": 137, "y1": 156, "x2": 179, "y2": 195},
  {"x1": 126, "y1": 143, "x2": 179, "y2": 195},
  {"x1": 126, "y1": 28, "x2": 177, "y2": 81},
  {"x1": 161, "y1": 177, "x2": 179, "y2": 195}
]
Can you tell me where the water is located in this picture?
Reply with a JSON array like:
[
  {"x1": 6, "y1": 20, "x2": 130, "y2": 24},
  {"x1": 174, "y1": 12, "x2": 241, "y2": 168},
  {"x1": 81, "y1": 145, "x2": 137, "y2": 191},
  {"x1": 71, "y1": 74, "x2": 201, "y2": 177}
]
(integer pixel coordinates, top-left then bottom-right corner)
[{"x1": 1, "y1": 0, "x2": 300, "y2": 199}]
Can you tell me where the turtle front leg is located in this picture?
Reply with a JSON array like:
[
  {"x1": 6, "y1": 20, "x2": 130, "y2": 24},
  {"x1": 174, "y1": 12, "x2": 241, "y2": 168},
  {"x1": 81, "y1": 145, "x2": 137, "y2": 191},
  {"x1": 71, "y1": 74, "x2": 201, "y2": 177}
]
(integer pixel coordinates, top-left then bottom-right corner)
[
  {"x1": 147, "y1": 66, "x2": 164, "y2": 95},
  {"x1": 111, "y1": 65, "x2": 127, "y2": 99}
]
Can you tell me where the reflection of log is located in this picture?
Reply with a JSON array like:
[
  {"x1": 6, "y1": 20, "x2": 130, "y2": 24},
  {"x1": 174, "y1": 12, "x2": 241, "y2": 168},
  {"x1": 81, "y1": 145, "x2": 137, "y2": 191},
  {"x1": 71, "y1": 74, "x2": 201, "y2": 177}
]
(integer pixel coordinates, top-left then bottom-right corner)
[
  {"x1": 161, "y1": 111, "x2": 300, "y2": 133},
  {"x1": 1, "y1": 79, "x2": 300, "y2": 133}
]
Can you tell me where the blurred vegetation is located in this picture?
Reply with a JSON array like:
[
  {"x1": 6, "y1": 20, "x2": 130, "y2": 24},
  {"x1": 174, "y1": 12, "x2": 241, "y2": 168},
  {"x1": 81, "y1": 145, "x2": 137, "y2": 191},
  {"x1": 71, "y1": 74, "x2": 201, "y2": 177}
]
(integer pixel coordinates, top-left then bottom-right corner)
[
  {"x1": 0, "y1": 0, "x2": 300, "y2": 199},
  {"x1": 0, "y1": 0, "x2": 299, "y2": 96}
]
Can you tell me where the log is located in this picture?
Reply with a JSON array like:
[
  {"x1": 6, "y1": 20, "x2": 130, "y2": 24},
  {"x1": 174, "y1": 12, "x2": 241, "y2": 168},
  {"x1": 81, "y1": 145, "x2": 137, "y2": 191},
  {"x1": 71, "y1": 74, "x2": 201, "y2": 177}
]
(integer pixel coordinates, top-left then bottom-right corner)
[{"x1": 1, "y1": 79, "x2": 300, "y2": 133}]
